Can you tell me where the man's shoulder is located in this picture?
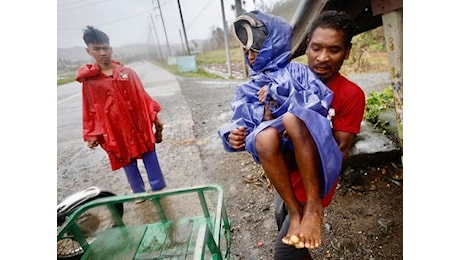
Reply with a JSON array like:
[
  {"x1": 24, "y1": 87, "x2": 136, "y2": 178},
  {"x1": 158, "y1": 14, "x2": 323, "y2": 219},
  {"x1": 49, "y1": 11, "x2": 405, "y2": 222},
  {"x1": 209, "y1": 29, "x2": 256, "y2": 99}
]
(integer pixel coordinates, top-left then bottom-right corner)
[
  {"x1": 337, "y1": 74, "x2": 365, "y2": 95},
  {"x1": 338, "y1": 74, "x2": 358, "y2": 86}
]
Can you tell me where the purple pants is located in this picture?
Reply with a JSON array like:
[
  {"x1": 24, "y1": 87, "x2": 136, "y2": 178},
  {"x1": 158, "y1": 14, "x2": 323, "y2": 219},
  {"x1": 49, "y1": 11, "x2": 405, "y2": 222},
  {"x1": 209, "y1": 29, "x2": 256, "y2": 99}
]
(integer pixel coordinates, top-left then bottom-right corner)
[{"x1": 122, "y1": 150, "x2": 166, "y2": 193}]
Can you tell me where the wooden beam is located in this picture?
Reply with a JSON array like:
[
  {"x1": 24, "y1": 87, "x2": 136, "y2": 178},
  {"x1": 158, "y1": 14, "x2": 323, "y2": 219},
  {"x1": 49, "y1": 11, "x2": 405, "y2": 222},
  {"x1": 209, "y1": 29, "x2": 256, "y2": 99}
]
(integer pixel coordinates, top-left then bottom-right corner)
[
  {"x1": 290, "y1": 0, "x2": 328, "y2": 59},
  {"x1": 371, "y1": 0, "x2": 403, "y2": 16},
  {"x1": 382, "y1": 8, "x2": 403, "y2": 154}
]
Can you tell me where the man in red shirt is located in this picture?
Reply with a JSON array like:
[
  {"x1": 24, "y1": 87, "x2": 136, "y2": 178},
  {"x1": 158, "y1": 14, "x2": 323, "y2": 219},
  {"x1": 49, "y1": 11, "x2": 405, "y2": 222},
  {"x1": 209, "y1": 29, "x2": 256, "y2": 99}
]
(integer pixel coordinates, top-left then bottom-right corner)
[
  {"x1": 76, "y1": 26, "x2": 166, "y2": 200},
  {"x1": 227, "y1": 10, "x2": 365, "y2": 259}
]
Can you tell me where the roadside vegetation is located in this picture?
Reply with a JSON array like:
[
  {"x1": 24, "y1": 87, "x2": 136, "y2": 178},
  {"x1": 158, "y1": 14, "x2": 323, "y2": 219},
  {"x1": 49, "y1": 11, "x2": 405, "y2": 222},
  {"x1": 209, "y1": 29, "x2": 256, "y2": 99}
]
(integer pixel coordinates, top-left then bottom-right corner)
[
  {"x1": 158, "y1": 26, "x2": 389, "y2": 78},
  {"x1": 57, "y1": 77, "x2": 75, "y2": 85}
]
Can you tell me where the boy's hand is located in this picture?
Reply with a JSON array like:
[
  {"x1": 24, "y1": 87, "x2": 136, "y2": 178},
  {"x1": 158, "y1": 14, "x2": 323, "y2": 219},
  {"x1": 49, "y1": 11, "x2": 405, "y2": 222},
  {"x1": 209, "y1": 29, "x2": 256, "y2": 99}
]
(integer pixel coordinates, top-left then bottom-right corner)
[
  {"x1": 154, "y1": 117, "x2": 163, "y2": 143},
  {"x1": 228, "y1": 126, "x2": 247, "y2": 150},
  {"x1": 87, "y1": 139, "x2": 99, "y2": 149},
  {"x1": 257, "y1": 85, "x2": 268, "y2": 103}
]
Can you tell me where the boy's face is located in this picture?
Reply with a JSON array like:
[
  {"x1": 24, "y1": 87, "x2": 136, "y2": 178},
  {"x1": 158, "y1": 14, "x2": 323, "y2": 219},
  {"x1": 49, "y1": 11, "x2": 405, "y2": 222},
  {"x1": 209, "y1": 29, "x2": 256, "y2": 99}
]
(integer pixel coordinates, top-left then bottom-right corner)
[
  {"x1": 86, "y1": 42, "x2": 113, "y2": 66},
  {"x1": 243, "y1": 47, "x2": 259, "y2": 67},
  {"x1": 306, "y1": 27, "x2": 351, "y2": 85}
]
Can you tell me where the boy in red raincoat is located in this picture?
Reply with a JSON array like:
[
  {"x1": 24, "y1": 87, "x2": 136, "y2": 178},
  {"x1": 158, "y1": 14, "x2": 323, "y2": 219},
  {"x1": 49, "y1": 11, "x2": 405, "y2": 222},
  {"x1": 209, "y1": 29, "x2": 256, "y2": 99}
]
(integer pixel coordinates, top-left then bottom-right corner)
[{"x1": 76, "y1": 26, "x2": 166, "y2": 200}]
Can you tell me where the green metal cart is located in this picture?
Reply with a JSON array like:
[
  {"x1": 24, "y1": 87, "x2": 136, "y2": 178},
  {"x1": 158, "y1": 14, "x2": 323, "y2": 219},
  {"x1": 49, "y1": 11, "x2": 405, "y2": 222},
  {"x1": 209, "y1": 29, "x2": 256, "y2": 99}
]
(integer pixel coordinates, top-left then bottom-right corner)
[{"x1": 57, "y1": 184, "x2": 231, "y2": 260}]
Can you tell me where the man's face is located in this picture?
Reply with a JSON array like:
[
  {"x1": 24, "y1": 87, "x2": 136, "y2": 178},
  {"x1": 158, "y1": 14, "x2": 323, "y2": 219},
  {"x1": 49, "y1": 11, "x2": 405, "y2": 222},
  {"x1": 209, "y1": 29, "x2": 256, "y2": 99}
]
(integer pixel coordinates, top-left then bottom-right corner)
[
  {"x1": 86, "y1": 42, "x2": 113, "y2": 66},
  {"x1": 306, "y1": 27, "x2": 350, "y2": 85}
]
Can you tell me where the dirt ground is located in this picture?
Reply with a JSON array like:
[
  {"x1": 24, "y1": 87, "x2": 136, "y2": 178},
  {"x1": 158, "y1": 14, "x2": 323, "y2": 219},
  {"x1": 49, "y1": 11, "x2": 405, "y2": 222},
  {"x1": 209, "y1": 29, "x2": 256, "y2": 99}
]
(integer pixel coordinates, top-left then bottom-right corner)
[{"x1": 57, "y1": 65, "x2": 402, "y2": 259}]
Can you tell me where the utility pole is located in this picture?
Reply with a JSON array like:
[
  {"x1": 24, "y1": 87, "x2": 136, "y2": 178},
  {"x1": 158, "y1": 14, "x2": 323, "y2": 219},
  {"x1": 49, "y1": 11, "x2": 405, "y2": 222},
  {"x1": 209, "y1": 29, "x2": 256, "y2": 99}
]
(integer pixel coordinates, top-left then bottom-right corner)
[
  {"x1": 179, "y1": 29, "x2": 185, "y2": 55},
  {"x1": 220, "y1": 0, "x2": 232, "y2": 78},
  {"x1": 177, "y1": 0, "x2": 190, "y2": 55},
  {"x1": 234, "y1": 0, "x2": 248, "y2": 78},
  {"x1": 150, "y1": 13, "x2": 164, "y2": 60},
  {"x1": 154, "y1": 0, "x2": 172, "y2": 57}
]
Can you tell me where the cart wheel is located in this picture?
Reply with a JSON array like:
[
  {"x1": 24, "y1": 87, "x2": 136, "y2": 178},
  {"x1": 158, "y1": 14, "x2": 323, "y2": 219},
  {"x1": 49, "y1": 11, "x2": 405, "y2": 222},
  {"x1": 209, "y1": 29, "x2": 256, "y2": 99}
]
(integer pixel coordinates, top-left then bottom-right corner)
[{"x1": 57, "y1": 192, "x2": 123, "y2": 259}]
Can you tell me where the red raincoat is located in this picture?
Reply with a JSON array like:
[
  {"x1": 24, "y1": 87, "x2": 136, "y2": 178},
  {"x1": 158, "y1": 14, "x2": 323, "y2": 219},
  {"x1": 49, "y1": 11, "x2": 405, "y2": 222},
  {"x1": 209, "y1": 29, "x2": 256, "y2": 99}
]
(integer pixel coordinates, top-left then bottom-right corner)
[{"x1": 76, "y1": 61, "x2": 161, "y2": 171}]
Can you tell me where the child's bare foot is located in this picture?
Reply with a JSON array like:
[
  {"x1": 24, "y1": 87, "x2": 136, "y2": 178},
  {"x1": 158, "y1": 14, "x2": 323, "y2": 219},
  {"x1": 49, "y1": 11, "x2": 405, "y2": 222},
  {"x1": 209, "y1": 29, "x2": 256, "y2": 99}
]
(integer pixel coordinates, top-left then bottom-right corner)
[
  {"x1": 281, "y1": 211, "x2": 302, "y2": 246},
  {"x1": 281, "y1": 201, "x2": 323, "y2": 249},
  {"x1": 298, "y1": 202, "x2": 324, "y2": 249}
]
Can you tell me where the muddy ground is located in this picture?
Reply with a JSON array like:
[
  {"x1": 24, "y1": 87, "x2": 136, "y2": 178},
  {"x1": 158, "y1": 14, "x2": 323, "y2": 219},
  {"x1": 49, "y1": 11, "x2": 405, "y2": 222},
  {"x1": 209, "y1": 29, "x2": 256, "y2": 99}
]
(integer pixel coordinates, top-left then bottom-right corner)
[{"x1": 57, "y1": 64, "x2": 402, "y2": 259}]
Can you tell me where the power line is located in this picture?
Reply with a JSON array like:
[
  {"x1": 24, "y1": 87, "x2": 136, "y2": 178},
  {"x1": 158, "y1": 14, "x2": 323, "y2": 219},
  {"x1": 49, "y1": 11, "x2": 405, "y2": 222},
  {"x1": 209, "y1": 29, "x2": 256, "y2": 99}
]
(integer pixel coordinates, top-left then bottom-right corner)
[
  {"x1": 58, "y1": 0, "x2": 114, "y2": 12},
  {"x1": 58, "y1": 7, "x2": 154, "y2": 30},
  {"x1": 185, "y1": 0, "x2": 214, "y2": 30}
]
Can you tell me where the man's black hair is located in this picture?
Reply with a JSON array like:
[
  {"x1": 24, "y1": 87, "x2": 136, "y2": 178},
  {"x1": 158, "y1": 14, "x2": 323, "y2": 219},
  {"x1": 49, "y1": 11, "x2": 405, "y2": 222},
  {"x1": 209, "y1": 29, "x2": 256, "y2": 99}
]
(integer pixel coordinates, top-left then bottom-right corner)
[
  {"x1": 306, "y1": 10, "x2": 354, "y2": 49},
  {"x1": 83, "y1": 26, "x2": 110, "y2": 46}
]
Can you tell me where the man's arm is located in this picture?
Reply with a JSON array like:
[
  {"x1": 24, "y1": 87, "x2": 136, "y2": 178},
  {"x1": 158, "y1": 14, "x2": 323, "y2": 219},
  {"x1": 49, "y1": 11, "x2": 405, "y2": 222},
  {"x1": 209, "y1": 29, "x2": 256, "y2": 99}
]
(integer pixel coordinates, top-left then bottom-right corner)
[{"x1": 333, "y1": 130, "x2": 356, "y2": 162}]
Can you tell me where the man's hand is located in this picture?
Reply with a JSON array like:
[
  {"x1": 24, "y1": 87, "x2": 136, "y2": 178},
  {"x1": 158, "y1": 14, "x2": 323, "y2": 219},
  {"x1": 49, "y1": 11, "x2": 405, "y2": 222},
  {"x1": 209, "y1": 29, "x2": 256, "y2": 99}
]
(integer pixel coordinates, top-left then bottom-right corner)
[
  {"x1": 87, "y1": 139, "x2": 99, "y2": 149},
  {"x1": 228, "y1": 126, "x2": 247, "y2": 150}
]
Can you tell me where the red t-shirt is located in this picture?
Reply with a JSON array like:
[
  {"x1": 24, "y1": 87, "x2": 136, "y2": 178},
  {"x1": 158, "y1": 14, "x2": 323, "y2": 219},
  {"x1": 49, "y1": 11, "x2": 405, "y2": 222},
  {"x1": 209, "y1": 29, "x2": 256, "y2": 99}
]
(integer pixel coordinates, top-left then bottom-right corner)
[
  {"x1": 290, "y1": 74, "x2": 365, "y2": 206},
  {"x1": 328, "y1": 74, "x2": 366, "y2": 134}
]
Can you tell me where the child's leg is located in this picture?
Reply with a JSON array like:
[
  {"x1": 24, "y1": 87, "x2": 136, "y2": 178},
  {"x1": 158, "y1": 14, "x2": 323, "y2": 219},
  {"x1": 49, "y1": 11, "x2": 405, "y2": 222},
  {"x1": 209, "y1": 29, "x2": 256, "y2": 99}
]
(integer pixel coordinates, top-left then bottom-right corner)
[
  {"x1": 122, "y1": 160, "x2": 145, "y2": 193},
  {"x1": 142, "y1": 149, "x2": 166, "y2": 191}
]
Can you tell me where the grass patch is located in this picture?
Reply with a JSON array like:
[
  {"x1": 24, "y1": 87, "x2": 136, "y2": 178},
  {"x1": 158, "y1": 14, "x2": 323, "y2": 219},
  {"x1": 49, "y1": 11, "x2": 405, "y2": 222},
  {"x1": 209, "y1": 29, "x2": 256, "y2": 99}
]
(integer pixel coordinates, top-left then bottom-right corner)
[
  {"x1": 154, "y1": 61, "x2": 225, "y2": 79},
  {"x1": 58, "y1": 76, "x2": 75, "y2": 86},
  {"x1": 195, "y1": 47, "x2": 243, "y2": 64}
]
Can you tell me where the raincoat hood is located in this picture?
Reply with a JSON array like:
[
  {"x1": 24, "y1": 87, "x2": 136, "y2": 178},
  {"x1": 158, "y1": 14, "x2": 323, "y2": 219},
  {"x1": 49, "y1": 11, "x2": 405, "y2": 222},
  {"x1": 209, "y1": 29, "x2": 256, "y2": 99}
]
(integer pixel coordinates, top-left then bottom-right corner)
[{"x1": 235, "y1": 10, "x2": 293, "y2": 73}]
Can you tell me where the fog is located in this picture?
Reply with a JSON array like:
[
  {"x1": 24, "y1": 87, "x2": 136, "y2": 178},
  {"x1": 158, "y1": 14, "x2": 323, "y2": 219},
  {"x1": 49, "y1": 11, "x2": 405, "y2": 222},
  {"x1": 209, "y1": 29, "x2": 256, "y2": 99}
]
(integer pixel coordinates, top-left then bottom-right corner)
[{"x1": 57, "y1": 0, "x2": 279, "y2": 49}]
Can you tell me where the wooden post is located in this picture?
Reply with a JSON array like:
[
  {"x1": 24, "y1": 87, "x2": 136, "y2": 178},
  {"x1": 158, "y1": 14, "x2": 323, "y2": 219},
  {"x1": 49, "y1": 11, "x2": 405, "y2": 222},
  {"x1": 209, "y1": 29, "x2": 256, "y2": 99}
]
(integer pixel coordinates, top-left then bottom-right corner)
[
  {"x1": 220, "y1": 0, "x2": 232, "y2": 78},
  {"x1": 234, "y1": 0, "x2": 248, "y2": 79},
  {"x1": 381, "y1": 8, "x2": 403, "y2": 155}
]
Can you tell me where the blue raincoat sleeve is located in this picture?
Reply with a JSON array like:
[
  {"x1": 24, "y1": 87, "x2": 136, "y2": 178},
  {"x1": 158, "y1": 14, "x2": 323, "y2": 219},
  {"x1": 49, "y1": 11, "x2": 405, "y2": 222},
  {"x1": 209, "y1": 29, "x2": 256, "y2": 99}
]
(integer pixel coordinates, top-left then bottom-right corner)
[{"x1": 217, "y1": 80, "x2": 266, "y2": 152}]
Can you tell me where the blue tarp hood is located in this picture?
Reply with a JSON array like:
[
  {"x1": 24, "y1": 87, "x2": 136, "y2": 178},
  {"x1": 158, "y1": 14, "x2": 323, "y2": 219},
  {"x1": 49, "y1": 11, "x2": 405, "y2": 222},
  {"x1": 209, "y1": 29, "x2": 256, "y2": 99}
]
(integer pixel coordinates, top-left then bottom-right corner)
[{"x1": 243, "y1": 10, "x2": 293, "y2": 73}]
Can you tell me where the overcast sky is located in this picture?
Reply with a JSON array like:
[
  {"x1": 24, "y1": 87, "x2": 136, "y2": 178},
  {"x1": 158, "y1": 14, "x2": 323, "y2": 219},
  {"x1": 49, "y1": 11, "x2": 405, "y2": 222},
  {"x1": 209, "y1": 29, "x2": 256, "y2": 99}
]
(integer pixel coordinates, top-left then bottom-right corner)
[{"x1": 57, "y1": 0, "x2": 279, "y2": 49}]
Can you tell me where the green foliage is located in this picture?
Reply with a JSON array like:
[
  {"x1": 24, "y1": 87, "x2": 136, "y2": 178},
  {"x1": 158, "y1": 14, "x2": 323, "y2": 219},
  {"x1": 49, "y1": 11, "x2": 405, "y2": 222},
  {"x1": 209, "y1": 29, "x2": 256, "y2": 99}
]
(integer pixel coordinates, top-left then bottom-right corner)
[
  {"x1": 352, "y1": 27, "x2": 386, "y2": 52},
  {"x1": 364, "y1": 86, "x2": 394, "y2": 124},
  {"x1": 57, "y1": 76, "x2": 75, "y2": 86},
  {"x1": 178, "y1": 68, "x2": 225, "y2": 79}
]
